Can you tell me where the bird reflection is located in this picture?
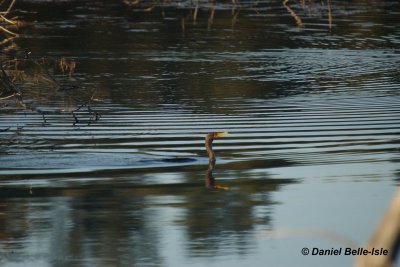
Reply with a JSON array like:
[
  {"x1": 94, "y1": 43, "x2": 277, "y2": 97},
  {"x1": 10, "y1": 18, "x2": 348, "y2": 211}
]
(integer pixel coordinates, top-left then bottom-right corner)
[{"x1": 204, "y1": 132, "x2": 229, "y2": 190}]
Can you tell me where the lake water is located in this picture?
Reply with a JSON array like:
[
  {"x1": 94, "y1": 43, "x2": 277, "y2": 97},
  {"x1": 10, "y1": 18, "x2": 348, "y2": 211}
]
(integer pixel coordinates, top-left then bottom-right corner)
[{"x1": 0, "y1": 0, "x2": 399, "y2": 266}]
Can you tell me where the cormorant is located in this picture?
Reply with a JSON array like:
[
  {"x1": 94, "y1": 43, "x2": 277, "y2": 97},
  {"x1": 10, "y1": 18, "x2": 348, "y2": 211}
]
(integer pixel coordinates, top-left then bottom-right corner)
[{"x1": 205, "y1": 131, "x2": 228, "y2": 163}]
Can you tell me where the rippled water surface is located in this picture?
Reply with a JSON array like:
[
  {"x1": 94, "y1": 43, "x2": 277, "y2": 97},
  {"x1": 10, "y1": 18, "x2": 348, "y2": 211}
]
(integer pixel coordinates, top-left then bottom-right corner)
[{"x1": 1, "y1": 0, "x2": 400, "y2": 266}]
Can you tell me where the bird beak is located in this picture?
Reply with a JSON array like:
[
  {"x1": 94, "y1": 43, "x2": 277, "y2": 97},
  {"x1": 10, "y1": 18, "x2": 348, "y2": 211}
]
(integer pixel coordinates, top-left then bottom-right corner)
[{"x1": 215, "y1": 131, "x2": 228, "y2": 138}]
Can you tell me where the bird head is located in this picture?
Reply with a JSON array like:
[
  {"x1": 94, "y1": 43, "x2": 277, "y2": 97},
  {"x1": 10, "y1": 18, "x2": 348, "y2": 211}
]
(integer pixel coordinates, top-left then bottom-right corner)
[
  {"x1": 206, "y1": 132, "x2": 228, "y2": 143},
  {"x1": 206, "y1": 131, "x2": 229, "y2": 140}
]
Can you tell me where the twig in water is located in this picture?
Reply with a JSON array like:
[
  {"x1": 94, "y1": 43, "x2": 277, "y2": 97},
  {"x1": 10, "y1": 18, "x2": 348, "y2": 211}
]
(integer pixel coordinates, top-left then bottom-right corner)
[
  {"x1": 59, "y1": 57, "x2": 77, "y2": 77},
  {"x1": 0, "y1": 25, "x2": 17, "y2": 36},
  {"x1": 327, "y1": 0, "x2": 332, "y2": 31},
  {"x1": 4, "y1": 0, "x2": 17, "y2": 15},
  {"x1": 354, "y1": 189, "x2": 400, "y2": 267},
  {"x1": 283, "y1": 0, "x2": 304, "y2": 28},
  {"x1": 72, "y1": 112, "x2": 79, "y2": 126},
  {"x1": 0, "y1": 62, "x2": 17, "y2": 94}
]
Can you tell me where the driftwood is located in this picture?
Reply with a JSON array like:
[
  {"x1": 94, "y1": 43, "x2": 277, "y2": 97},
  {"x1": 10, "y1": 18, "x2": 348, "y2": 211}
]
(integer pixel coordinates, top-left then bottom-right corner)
[{"x1": 354, "y1": 189, "x2": 400, "y2": 267}]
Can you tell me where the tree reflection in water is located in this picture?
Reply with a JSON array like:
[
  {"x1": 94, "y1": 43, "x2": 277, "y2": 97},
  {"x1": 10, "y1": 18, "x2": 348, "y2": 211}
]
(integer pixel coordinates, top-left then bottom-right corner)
[{"x1": 0, "y1": 172, "x2": 297, "y2": 266}]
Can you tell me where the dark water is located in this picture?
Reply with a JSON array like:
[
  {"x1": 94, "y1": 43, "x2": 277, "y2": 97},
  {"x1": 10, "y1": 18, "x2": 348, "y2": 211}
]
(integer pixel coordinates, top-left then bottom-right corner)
[{"x1": 1, "y1": 0, "x2": 400, "y2": 266}]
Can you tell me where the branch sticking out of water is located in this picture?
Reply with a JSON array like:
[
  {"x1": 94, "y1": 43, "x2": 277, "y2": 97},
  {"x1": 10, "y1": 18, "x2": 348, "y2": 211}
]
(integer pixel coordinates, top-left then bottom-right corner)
[
  {"x1": 0, "y1": 0, "x2": 20, "y2": 36},
  {"x1": 283, "y1": 0, "x2": 303, "y2": 28},
  {"x1": 327, "y1": 0, "x2": 332, "y2": 31},
  {"x1": 0, "y1": 62, "x2": 21, "y2": 102},
  {"x1": 0, "y1": 3, "x2": 100, "y2": 129},
  {"x1": 59, "y1": 57, "x2": 76, "y2": 77},
  {"x1": 354, "y1": 189, "x2": 400, "y2": 267},
  {"x1": 72, "y1": 101, "x2": 101, "y2": 126},
  {"x1": 1, "y1": 0, "x2": 17, "y2": 15},
  {"x1": 1, "y1": 49, "x2": 102, "y2": 127}
]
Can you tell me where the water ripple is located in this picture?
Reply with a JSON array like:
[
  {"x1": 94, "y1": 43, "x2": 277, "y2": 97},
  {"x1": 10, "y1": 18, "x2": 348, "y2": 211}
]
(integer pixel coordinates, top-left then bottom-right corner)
[{"x1": 1, "y1": 92, "x2": 399, "y2": 181}]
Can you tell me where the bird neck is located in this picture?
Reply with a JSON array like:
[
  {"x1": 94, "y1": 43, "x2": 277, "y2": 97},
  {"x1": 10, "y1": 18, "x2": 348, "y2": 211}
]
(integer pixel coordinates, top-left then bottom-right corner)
[
  {"x1": 205, "y1": 138, "x2": 216, "y2": 163},
  {"x1": 205, "y1": 160, "x2": 216, "y2": 188}
]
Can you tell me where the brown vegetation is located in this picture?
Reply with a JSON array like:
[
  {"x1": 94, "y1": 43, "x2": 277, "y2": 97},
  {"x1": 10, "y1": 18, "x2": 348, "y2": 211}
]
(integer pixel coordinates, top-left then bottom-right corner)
[{"x1": 0, "y1": 1, "x2": 100, "y2": 129}]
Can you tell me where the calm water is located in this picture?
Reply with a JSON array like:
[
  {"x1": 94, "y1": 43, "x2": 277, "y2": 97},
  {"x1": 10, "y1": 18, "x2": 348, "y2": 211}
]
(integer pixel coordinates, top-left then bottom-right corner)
[{"x1": 1, "y1": 0, "x2": 400, "y2": 266}]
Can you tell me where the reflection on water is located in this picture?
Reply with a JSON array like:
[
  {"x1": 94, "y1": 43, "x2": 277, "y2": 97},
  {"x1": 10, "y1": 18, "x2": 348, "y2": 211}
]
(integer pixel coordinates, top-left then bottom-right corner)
[
  {"x1": 0, "y1": 177, "x2": 296, "y2": 266},
  {"x1": 1, "y1": 0, "x2": 400, "y2": 266}
]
